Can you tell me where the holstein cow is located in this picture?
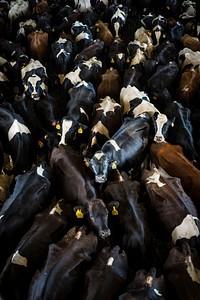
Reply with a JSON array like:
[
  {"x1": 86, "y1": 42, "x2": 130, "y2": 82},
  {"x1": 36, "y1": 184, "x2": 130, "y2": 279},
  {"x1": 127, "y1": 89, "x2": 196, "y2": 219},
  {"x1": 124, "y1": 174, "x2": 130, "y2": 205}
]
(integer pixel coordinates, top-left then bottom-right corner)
[
  {"x1": 85, "y1": 96, "x2": 123, "y2": 157},
  {"x1": 150, "y1": 142, "x2": 200, "y2": 213},
  {"x1": 71, "y1": 20, "x2": 94, "y2": 51},
  {"x1": 151, "y1": 15, "x2": 168, "y2": 47},
  {"x1": 74, "y1": 0, "x2": 93, "y2": 13},
  {"x1": 108, "y1": 3, "x2": 129, "y2": 38},
  {"x1": 28, "y1": 226, "x2": 98, "y2": 300},
  {"x1": 134, "y1": 26, "x2": 154, "y2": 58},
  {"x1": 8, "y1": 0, "x2": 30, "y2": 31},
  {"x1": 59, "y1": 56, "x2": 102, "y2": 97},
  {"x1": 103, "y1": 169, "x2": 151, "y2": 268},
  {"x1": 119, "y1": 267, "x2": 166, "y2": 300},
  {"x1": 50, "y1": 144, "x2": 111, "y2": 238},
  {"x1": 178, "y1": 47, "x2": 200, "y2": 73},
  {"x1": 81, "y1": 246, "x2": 128, "y2": 300},
  {"x1": 97, "y1": 67, "x2": 121, "y2": 101},
  {"x1": 0, "y1": 162, "x2": 53, "y2": 272},
  {"x1": 15, "y1": 19, "x2": 37, "y2": 45},
  {"x1": 51, "y1": 36, "x2": 75, "y2": 75},
  {"x1": 164, "y1": 242, "x2": 200, "y2": 300},
  {"x1": 108, "y1": 38, "x2": 127, "y2": 74},
  {"x1": 0, "y1": 102, "x2": 34, "y2": 175},
  {"x1": 27, "y1": 30, "x2": 49, "y2": 63},
  {"x1": 0, "y1": 199, "x2": 69, "y2": 300},
  {"x1": 59, "y1": 80, "x2": 96, "y2": 149},
  {"x1": 86, "y1": 113, "x2": 151, "y2": 183},
  {"x1": 142, "y1": 164, "x2": 200, "y2": 250},
  {"x1": 164, "y1": 101, "x2": 200, "y2": 167},
  {"x1": 21, "y1": 58, "x2": 48, "y2": 100}
]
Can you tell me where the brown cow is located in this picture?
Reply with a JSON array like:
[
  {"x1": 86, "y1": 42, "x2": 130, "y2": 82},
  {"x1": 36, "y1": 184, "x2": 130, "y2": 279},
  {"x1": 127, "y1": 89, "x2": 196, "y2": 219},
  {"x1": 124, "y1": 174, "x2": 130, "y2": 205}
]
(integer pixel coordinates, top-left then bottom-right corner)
[
  {"x1": 177, "y1": 67, "x2": 200, "y2": 108},
  {"x1": 150, "y1": 142, "x2": 200, "y2": 213},
  {"x1": 180, "y1": 34, "x2": 200, "y2": 51},
  {"x1": 32, "y1": 0, "x2": 49, "y2": 14},
  {"x1": 27, "y1": 30, "x2": 49, "y2": 63},
  {"x1": 97, "y1": 67, "x2": 121, "y2": 101},
  {"x1": 95, "y1": 20, "x2": 114, "y2": 48}
]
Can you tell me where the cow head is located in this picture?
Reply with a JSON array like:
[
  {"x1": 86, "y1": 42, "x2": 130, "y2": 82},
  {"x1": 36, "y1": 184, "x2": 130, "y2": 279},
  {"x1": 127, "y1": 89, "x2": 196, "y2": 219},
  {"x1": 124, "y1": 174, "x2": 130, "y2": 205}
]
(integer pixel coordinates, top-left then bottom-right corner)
[
  {"x1": 152, "y1": 112, "x2": 175, "y2": 143},
  {"x1": 85, "y1": 150, "x2": 112, "y2": 183}
]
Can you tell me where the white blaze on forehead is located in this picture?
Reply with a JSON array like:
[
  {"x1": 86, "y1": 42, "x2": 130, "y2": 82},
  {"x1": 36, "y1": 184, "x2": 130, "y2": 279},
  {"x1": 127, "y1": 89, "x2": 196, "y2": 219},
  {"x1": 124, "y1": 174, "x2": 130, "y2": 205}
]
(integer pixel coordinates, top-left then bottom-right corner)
[
  {"x1": 107, "y1": 256, "x2": 114, "y2": 266},
  {"x1": 8, "y1": 119, "x2": 30, "y2": 142},
  {"x1": 12, "y1": 250, "x2": 28, "y2": 267},
  {"x1": 64, "y1": 67, "x2": 81, "y2": 85},
  {"x1": 56, "y1": 37, "x2": 68, "y2": 44},
  {"x1": 185, "y1": 255, "x2": 200, "y2": 284},
  {"x1": 56, "y1": 49, "x2": 70, "y2": 59},
  {"x1": 109, "y1": 139, "x2": 121, "y2": 151},
  {"x1": 154, "y1": 113, "x2": 168, "y2": 141},
  {"x1": 120, "y1": 85, "x2": 149, "y2": 114},
  {"x1": 75, "y1": 230, "x2": 82, "y2": 239},
  {"x1": 133, "y1": 100, "x2": 159, "y2": 117},
  {"x1": 50, "y1": 203, "x2": 63, "y2": 215},
  {"x1": 91, "y1": 121, "x2": 110, "y2": 146},
  {"x1": 171, "y1": 214, "x2": 200, "y2": 244},
  {"x1": 146, "y1": 167, "x2": 166, "y2": 187},
  {"x1": 94, "y1": 151, "x2": 104, "y2": 160},
  {"x1": 37, "y1": 165, "x2": 45, "y2": 177},
  {"x1": 112, "y1": 8, "x2": 126, "y2": 22},
  {"x1": 153, "y1": 26, "x2": 162, "y2": 46},
  {"x1": 75, "y1": 32, "x2": 90, "y2": 43},
  {"x1": 114, "y1": 22, "x2": 120, "y2": 37},
  {"x1": 59, "y1": 119, "x2": 73, "y2": 145},
  {"x1": 97, "y1": 96, "x2": 120, "y2": 116}
]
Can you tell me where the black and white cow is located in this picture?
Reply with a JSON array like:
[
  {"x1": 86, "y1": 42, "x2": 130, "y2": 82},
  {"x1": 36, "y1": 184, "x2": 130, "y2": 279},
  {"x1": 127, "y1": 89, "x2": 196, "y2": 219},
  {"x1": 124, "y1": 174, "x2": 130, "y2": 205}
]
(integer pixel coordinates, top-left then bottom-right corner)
[
  {"x1": 21, "y1": 58, "x2": 48, "y2": 100},
  {"x1": 59, "y1": 80, "x2": 96, "y2": 148},
  {"x1": 51, "y1": 37, "x2": 75, "y2": 75},
  {"x1": 86, "y1": 113, "x2": 151, "y2": 183},
  {"x1": 0, "y1": 102, "x2": 34, "y2": 175},
  {"x1": 85, "y1": 96, "x2": 123, "y2": 156},
  {"x1": 71, "y1": 20, "x2": 94, "y2": 51},
  {"x1": 108, "y1": 3, "x2": 129, "y2": 38},
  {"x1": 0, "y1": 161, "x2": 53, "y2": 272}
]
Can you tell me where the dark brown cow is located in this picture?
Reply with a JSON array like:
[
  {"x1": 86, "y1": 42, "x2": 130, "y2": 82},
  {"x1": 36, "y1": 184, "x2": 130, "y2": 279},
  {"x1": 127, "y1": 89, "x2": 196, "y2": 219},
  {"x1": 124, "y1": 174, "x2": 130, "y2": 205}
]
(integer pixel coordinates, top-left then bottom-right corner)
[
  {"x1": 32, "y1": 0, "x2": 49, "y2": 14},
  {"x1": 164, "y1": 242, "x2": 200, "y2": 300},
  {"x1": 142, "y1": 164, "x2": 200, "y2": 250},
  {"x1": 177, "y1": 67, "x2": 200, "y2": 108},
  {"x1": 27, "y1": 30, "x2": 49, "y2": 63},
  {"x1": 97, "y1": 67, "x2": 121, "y2": 101},
  {"x1": 119, "y1": 267, "x2": 167, "y2": 300},
  {"x1": 150, "y1": 142, "x2": 200, "y2": 213},
  {"x1": 82, "y1": 245, "x2": 128, "y2": 300},
  {"x1": 27, "y1": 226, "x2": 98, "y2": 300}
]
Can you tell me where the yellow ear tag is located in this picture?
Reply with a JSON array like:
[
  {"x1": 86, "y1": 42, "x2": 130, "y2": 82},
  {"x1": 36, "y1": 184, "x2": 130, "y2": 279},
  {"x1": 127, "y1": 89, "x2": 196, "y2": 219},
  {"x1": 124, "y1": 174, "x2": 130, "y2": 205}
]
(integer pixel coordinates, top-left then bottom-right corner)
[
  {"x1": 111, "y1": 58, "x2": 115, "y2": 63},
  {"x1": 76, "y1": 209, "x2": 84, "y2": 218},
  {"x1": 163, "y1": 34, "x2": 166, "y2": 38},
  {"x1": 171, "y1": 123, "x2": 174, "y2": 127},
  {"x1": 96, "y1": 27, "x2": 100, "y2": 32},
  {"x1": 78, "y1": 127, "x2": 83, "y2": 134},
  {"x1": 85, "y1": 160, "x2": 89, "y2": 167},
  {"x1": 21, "y1": 65, "x2": 25, "y2": 69},
  {"x1": 56, "y1": 124, "x2": 60, "y2": 130},
  {"x1": 112, "y1": 206, "x2": 118, "y2": 216},
  {"x1": 52, "y1": 28, "x2": 55, "y2": 32},
  {"x1": 38, "y1": 141, "x2": 44, "y2": 148},
  {"x1": 126, "y1": 57, "x2": 130, "y2": 63},
  {"x1": 111, "y1": 161, "x2": 117, "y2": 169},
  {"x1": 153, "y1": 95, "x2": 157, "y2": 100}
]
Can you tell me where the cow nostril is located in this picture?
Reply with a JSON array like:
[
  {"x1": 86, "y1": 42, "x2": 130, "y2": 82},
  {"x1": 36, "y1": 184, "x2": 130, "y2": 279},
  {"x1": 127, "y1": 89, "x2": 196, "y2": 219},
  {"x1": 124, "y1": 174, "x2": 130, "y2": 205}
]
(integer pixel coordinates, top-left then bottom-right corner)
[
  {"x1": 154, "y1": 135, "x2": 164, "y2": 143},
  {"x1": 100, "y1": 229, "x2": 111, "y2": 239},
  {"x1": 95, "y1": 175, "x2": 107, "y2": 183}
]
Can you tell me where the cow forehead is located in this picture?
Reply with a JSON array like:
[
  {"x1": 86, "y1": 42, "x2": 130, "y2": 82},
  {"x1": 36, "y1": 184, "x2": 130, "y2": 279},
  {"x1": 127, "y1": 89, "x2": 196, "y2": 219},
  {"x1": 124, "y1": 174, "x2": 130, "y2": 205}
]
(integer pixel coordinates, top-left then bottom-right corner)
[
  {"x1": 94, "y1": 151, "x2": 105, "y2": 160},
  {"x1": 155, "y1": 113, "x2": 168, "y2": 124}
]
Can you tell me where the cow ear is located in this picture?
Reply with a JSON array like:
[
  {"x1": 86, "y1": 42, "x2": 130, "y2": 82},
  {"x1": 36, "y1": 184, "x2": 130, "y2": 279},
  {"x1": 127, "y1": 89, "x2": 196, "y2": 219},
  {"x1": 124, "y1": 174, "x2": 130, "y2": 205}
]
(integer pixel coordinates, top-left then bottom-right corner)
[
  {"x1": 107, "y1": 201, "x2": 120, "y2": 216},
  {"x1": 73, "y1": 206, "x2": 86, "y2": 218}
]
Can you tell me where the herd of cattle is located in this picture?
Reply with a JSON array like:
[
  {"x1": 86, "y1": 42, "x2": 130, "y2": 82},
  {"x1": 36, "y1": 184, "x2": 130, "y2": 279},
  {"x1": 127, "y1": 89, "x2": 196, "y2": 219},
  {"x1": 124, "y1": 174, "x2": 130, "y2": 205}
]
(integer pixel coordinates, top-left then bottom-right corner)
[{"x1": 1, "y1": 0, "x2": 200, "y2": 299}]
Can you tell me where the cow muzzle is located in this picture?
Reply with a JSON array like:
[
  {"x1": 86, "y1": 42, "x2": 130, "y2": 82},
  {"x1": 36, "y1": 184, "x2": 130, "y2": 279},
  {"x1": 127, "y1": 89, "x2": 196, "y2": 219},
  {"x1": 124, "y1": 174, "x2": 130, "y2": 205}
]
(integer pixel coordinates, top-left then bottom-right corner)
[
  {"x1": 95, "y1": 174, "x2": 107, "y2": 183},
  {"x1": 31, "y1": 93, "x2": 40, "y2": 101},
  {"x1": 99, "y1": 228, "x2": 111, "y2": 239},
  {"x1": 154, "y1": 135, "x2": 165, "y2": 143}
]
